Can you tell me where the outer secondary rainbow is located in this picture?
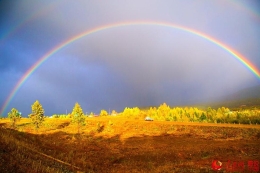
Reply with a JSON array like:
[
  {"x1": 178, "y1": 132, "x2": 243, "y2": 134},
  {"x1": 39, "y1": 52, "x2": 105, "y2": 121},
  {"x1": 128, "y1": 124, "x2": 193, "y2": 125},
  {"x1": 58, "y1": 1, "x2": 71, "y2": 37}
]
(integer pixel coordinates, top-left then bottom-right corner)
[
  {"x1": 1, "y1": 21, "x2": 259, "y2": 115},
  {"x1": 0, "y1": 1, "x2": 60, "y2": 45}
]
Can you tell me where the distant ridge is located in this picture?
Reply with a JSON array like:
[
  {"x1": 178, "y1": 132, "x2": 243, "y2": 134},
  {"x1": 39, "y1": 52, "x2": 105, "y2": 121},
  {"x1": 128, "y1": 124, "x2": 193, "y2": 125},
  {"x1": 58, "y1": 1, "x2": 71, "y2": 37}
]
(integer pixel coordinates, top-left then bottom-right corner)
[
  {"x1": 227, "y1": 85, "x2": 260, "y2": 100},
  {"x1": 139, "y1": 85, "x2": 260, "y2": 110},
  {"x1": 206, "y1": 85, "x2": 260, "y2": 110}
]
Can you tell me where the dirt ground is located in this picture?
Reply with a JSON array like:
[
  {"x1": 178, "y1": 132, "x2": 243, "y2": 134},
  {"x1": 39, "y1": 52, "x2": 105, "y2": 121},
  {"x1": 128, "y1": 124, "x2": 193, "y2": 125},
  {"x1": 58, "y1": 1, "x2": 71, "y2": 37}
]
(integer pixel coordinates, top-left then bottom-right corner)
[{"x1": 0, "y1": 118, "x2": 259, "y2": 172}]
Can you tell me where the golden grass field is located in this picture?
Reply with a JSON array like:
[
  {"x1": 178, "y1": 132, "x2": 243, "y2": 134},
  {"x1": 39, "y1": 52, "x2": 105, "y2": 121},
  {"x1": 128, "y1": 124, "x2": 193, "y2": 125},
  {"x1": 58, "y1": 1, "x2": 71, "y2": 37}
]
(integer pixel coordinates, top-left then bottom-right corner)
[{"x1": 0, "y1": 117, "x2": 260, "y2": 173}]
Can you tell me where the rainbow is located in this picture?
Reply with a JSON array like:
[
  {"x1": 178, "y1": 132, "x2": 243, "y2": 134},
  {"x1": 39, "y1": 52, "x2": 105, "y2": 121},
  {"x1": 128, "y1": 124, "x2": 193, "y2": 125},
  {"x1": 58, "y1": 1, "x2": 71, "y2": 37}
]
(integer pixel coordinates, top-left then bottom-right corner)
[
  {"x1": 1, "y1": 21, "x2": 260, "y2": 115},
  {"x1": 228, "y1": 1, "x2": 260, "y2": 22},
  {"x1": 0, "y1": 1, "x2": 60, "y2": 44}
]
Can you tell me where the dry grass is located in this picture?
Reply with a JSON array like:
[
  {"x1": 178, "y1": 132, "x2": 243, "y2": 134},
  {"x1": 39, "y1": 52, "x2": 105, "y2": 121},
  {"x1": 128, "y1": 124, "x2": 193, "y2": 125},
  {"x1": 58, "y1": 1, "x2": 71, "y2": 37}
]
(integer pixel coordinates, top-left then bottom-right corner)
[{"x1": 0, "y1": 117, "x2": 260, "y2": 172}]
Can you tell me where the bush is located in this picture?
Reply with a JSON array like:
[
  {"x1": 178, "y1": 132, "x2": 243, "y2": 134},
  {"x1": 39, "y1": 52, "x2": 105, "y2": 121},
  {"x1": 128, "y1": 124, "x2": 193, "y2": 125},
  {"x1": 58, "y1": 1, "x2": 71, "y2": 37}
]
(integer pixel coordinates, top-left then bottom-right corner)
[{"x1": 96, "y1": 122, "x2": 104, "y2": 133}]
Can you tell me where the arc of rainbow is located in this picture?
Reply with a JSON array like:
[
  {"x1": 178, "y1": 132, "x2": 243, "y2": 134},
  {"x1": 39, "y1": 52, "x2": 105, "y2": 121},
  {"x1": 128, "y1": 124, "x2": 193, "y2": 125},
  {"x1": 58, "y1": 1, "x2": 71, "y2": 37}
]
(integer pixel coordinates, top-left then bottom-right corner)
[
  {"x1": 228, "y1": 1, "x2": 260, "y2": 22},
  {"x1": 0, "y1": 1, "x2": 60, "y2": 44},
  {"x1": 1, "y1": 21, "x2": 259, "y2": 116}
]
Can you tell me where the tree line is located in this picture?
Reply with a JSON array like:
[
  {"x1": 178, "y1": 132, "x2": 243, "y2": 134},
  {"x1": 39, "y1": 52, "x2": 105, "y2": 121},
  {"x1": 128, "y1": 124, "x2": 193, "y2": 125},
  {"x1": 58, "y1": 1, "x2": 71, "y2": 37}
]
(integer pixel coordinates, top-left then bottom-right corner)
[
  {"x1": 6, "y1": 101, "x2": 260, "y2": 131},
  {"x1": 7, "y1": 100, "x2": 86, "y2": 132},
  {"x1": 120, "y1": 103, "x2": 260, "y2": 124}
]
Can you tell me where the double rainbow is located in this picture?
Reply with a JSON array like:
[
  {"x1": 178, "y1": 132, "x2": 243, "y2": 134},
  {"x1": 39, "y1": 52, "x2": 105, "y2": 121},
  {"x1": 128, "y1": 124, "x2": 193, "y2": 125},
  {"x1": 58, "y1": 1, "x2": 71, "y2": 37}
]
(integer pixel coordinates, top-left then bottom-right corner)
[{"x1": 1, "y1": 21, "x2": 259, "y2": 115}]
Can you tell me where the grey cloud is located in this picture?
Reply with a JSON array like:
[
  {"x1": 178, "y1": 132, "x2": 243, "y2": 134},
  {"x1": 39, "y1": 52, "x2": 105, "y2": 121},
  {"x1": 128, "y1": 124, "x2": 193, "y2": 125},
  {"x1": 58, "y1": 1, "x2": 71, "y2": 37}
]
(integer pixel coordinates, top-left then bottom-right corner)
[{"x1": 1, "y1": 0, "x2": 259, "y2": 116}]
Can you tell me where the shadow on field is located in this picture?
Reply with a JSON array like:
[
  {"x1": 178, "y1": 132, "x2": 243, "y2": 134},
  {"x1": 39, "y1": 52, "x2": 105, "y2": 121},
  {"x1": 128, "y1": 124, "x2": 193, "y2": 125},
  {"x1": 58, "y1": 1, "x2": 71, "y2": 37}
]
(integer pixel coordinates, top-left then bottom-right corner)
[
  {"x1": 0, "y1": 126, "x2": 260, "y2": 173},
  {"x1": 0, "y1": 123, "x2": 6, "y2": 127},
  {"x1": 57, "y1": 122, "x2": 70, "y2": 129}
]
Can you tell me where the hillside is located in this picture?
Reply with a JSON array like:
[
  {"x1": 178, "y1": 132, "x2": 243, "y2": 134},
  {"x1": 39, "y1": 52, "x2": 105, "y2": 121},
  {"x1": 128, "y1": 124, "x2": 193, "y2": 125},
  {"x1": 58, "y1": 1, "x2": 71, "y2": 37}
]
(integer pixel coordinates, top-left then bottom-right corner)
[
  {"x1": 0, "y1": 117, "x2": 260, "y2": 172},
  {"x1": 197, "y1": 85, "x2": 260, "y2": 110}
]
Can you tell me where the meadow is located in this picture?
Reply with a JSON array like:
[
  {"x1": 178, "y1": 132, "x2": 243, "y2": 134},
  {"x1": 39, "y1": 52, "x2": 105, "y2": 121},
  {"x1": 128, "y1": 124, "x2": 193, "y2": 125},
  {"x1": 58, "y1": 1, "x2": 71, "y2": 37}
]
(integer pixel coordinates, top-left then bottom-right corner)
[{"x1": 0, "y1": 115, "x2": 260, "y2": 173}]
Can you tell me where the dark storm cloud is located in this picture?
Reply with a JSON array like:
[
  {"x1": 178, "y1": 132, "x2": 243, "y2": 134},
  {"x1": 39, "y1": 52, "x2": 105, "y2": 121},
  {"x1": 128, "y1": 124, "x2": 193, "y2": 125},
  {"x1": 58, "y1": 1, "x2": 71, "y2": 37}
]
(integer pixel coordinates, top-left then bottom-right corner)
[
  {"x1": 12, "y1": 56, "x2": 138, "y2": 115},
  {"x1": 1, "y1": 0, "x2": 260, "y2": 116},
  {"x1": 63, "y1": 26, "x2": 257, "y2": 85},
  {"x1": 15, "y1": 26, "x2": 257, "y2": 115}
]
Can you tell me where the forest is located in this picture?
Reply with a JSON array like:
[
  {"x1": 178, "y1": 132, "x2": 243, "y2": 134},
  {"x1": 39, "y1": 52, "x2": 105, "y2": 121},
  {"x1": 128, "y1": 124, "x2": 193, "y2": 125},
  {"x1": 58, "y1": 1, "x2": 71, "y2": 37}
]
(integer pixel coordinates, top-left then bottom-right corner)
[
  {"x1": 119, "y1": 103, "x2": 260, "y2": 124},
  {"x1": 6, "y1": 101, "x2": 260, "y2": 130}
]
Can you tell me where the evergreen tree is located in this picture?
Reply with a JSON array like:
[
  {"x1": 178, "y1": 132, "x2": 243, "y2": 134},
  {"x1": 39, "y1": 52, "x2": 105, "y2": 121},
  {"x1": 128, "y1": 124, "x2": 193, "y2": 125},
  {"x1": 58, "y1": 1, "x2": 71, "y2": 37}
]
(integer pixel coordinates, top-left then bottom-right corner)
[{"x1": 199, "y1": 112, "x2": 207, "y2": 122}]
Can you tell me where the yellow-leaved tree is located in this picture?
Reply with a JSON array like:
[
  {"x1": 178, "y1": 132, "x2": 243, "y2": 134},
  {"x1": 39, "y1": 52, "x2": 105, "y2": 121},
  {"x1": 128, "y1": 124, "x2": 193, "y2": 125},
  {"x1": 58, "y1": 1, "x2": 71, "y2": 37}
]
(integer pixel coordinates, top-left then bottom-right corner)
[
  {"x1": 29, "y1": 100, "x2": 44, "y2": 130},
  {"x1": 71, "y1": 102, "x2": 85, "y2": 133},
  {"x1": 157, "y1": 103, "x2": 170, "y2": 120},
  {"x1": 8, "y1": 108, "x2": 21, "y2": 128},
  {"x1": 100, "y1": 110, "x2": 108, "y2": 117}
]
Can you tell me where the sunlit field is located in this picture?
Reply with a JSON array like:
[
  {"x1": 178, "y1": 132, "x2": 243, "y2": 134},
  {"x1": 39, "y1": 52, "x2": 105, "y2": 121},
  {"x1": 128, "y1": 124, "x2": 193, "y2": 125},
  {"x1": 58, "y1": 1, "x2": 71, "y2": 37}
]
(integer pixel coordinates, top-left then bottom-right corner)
[
  {"x1": 1, "y1": 1, "x2": 260, "y2": 172},
  {"x1": 1, "y1": 108, "x2": 260, "y2": 173}
]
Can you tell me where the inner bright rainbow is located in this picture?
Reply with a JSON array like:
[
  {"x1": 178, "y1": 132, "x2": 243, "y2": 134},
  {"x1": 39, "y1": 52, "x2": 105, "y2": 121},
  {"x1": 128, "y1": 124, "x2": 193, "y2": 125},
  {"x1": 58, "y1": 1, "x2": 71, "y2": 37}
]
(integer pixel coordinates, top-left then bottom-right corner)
[{"x1": 1, "y1": 21, "x2": 259, "y2": 115}]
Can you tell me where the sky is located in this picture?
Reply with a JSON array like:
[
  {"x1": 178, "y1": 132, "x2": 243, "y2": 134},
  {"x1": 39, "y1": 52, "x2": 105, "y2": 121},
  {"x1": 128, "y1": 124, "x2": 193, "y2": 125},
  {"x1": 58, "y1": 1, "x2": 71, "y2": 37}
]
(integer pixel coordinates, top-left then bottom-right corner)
[{"x1": 0, "y1": 0, "x2": 260, "y2": 116}]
